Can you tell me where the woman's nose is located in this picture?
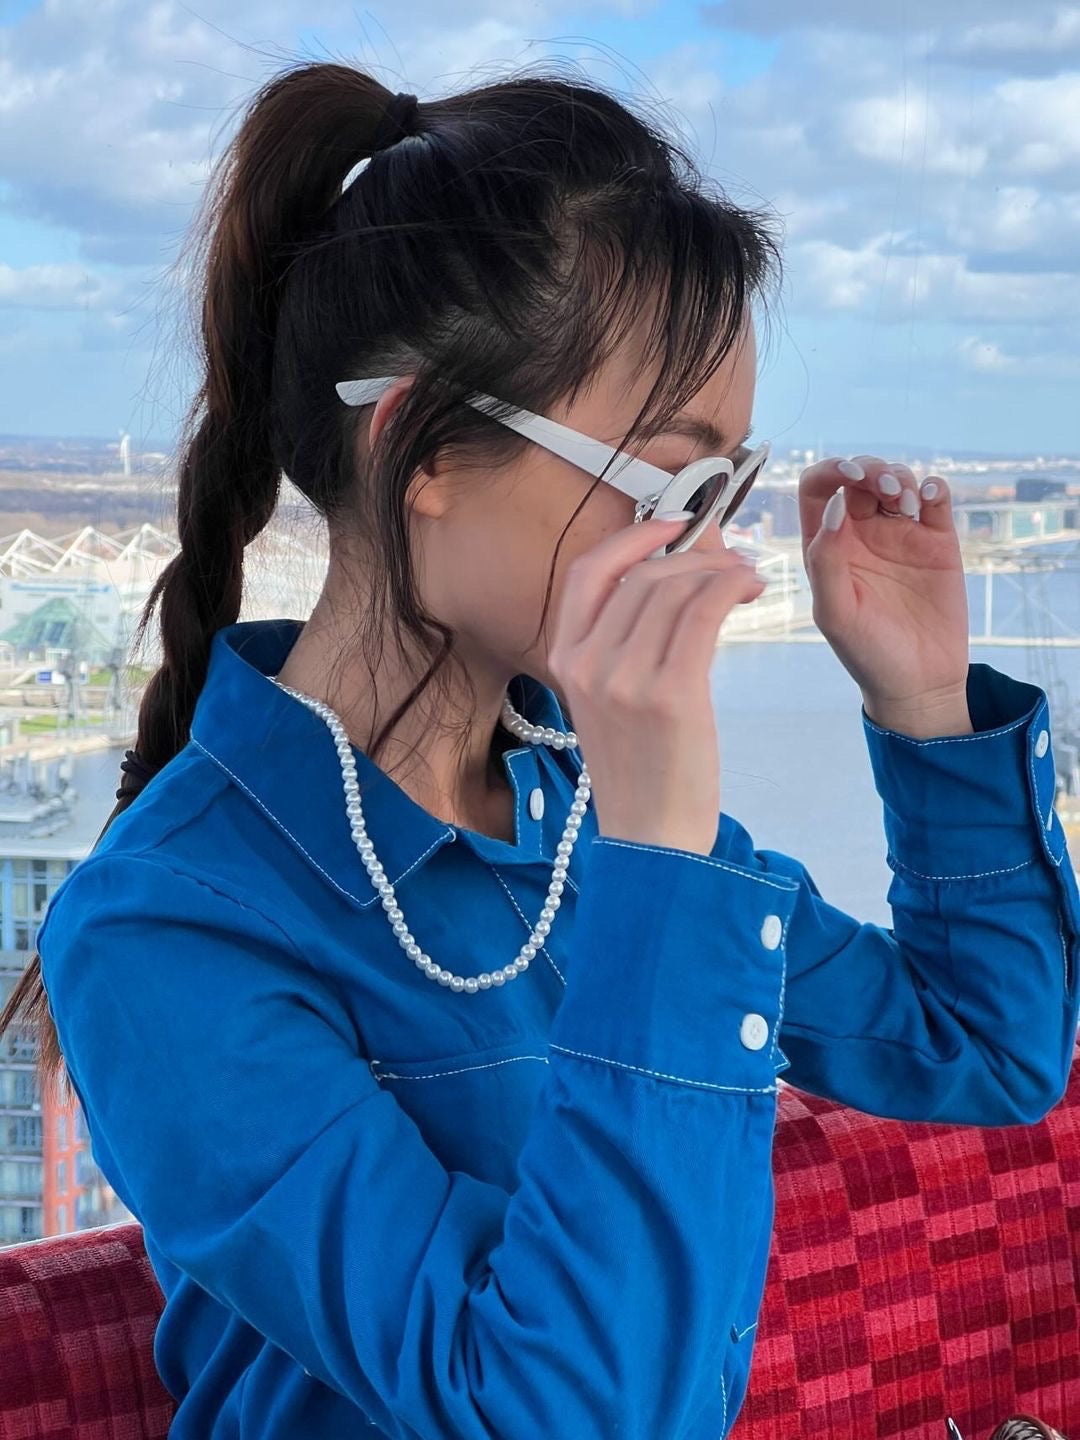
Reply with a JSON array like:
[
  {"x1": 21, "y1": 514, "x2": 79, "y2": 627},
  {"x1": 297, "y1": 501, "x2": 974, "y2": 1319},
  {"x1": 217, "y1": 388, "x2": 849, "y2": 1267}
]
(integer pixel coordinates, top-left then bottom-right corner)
[{"x1": 692, "y1": 523, "x2": 730, "y2": 557}]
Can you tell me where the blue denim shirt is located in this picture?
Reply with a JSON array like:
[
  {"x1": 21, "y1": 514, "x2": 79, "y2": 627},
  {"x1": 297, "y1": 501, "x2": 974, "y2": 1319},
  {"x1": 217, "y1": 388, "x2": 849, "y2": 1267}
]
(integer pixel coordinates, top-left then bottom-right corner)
[{"x1": 38, "y1": 617, "x2": 1080, "y2": 1440}]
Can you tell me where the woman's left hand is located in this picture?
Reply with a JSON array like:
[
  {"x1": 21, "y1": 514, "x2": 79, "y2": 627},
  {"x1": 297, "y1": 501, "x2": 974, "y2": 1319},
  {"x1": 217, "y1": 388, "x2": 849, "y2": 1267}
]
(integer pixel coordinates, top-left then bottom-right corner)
[{"x1": 799, "y1": 455, "x2": 971, "y2": 734}]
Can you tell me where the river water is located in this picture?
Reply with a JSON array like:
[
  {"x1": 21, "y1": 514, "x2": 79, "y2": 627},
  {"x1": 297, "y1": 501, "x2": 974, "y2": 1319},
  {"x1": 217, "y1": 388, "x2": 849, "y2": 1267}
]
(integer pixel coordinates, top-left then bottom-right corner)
[{"x1": 712, "y1": 628, "x2": 1080, "y2": 926}]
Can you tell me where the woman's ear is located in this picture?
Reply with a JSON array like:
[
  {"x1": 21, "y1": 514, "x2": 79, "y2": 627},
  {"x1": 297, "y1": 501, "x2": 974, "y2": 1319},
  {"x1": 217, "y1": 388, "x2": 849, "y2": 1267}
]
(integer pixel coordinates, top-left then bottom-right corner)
[
  {"x1": 369, "y1": 374, "x2": 451, "y2": 521},
  {"x1": 369, "y1": 375, "x2": 415, "y2": 450}
]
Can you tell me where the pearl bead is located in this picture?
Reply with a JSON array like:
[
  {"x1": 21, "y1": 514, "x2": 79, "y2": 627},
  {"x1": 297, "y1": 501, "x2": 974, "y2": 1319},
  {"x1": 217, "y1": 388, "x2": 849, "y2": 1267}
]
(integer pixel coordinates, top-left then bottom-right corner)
[{"x1": 272, "y1": 678, "x2": 590, "y2": 995}]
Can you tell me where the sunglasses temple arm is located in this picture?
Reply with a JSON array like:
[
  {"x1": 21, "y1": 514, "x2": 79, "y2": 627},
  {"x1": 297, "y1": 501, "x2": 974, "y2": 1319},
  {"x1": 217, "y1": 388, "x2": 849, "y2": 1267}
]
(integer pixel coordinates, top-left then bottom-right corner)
[
  {"x1": 334, "y1": 377, "x2": 675, "y2": 507},
  {"x1": 465, "y1": 394, "x2": 672, "y2": 504}
]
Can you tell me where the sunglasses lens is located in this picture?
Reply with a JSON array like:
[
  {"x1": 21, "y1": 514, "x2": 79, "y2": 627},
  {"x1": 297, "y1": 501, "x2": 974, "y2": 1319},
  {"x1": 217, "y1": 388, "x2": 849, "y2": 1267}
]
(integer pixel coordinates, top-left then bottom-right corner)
[
  {"x1": 722, "y1": 453, "x2": 768, "y2": 521},
  {"x1": 684, "y1": 474, "x2": 722, "y2": 519},
  {"x1": 660, "y1": 451, "x2": 768, "y2": 552}
]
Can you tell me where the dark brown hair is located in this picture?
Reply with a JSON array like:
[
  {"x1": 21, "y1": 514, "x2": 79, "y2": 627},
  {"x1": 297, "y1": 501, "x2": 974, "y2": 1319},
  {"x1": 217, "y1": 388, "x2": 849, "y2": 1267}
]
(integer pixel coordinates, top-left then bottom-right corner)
[{"x1": 1, "y1": 59, "x2": 781, "y2": 1098}]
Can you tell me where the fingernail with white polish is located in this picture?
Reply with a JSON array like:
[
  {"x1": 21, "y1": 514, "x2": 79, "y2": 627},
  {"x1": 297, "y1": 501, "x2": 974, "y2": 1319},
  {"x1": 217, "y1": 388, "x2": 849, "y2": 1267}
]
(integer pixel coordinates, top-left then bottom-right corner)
[
  {"x1": 823, "y1": 486, "x2": 847, "y2": 531},
  {"x1": 837, "y1": 459, "x2": 865, "y2": 480},
  {"x1": 878, "y1": 472, "x2": 902, "y2": 495},
  {"x1": 921, "y1": 480, "x2": 939, "y2": 500},
  {"x1": 899, "y1": 488, "x2": 920, "y2": 518}
]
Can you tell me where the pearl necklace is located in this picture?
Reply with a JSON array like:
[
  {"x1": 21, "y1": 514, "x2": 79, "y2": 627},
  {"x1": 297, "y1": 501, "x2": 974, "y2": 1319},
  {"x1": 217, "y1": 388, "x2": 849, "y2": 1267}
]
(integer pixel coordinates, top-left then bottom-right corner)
[{"x1": 270, "y1": 678, "x2": 592, "y2": 994}]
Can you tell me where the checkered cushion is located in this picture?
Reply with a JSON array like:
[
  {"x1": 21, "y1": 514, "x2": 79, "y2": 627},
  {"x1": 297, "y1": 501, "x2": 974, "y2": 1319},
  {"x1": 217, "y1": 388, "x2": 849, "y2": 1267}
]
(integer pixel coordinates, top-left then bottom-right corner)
[
  {"x1": 731, "y1": 1039, "x2": 1080, "y2": 1438},
  {"x1": 0, "y1": 1221, "x2": 175, "y2": 1438},
  {"x1": 3, "y1": 1039, "x2": 1078, "y2": 1440}
]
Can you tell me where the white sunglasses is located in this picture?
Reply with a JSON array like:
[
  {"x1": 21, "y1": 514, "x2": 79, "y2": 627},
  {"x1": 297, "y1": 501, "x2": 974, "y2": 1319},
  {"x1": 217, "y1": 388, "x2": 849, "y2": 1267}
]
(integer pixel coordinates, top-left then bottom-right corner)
[{"x1": 336, "y1": 376, "x2": 770, "y2": 560}]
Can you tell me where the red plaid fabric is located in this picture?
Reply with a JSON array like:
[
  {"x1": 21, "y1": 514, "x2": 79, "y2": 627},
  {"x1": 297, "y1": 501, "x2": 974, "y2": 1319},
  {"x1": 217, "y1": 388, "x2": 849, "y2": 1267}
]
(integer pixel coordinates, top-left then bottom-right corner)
[
  {"x1": 2, "y1": 1039, "x2": 1078, "y2": 1439},
  {"x1": 0, "y1": 1221, "x2": 175, "y2": 1438},
  {"x1": 731, "y1": 1039, "x2": 1080, "y2": 1438}
]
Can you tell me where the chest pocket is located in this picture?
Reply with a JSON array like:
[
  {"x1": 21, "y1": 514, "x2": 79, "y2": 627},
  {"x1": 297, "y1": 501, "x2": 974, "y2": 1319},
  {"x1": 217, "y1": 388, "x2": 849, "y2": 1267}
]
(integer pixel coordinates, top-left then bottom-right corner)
[{"x1": 367, "y1": 1038, "x2": 551, "y2": 1191}]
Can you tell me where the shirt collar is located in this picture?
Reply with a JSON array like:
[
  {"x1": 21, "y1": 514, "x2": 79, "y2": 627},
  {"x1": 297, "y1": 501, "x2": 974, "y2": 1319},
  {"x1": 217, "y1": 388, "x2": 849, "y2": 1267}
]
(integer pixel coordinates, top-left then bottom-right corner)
[{"x1": 189, "y1": 618, "x2": 578, "y2": 911}]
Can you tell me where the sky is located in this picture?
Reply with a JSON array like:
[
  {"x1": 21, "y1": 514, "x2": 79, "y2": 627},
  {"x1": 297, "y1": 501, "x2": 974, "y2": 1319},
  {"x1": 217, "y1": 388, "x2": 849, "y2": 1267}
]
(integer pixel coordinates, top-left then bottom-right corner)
[{"x1": 1, "y1": 0, "x2": 1078, "y2": 456}]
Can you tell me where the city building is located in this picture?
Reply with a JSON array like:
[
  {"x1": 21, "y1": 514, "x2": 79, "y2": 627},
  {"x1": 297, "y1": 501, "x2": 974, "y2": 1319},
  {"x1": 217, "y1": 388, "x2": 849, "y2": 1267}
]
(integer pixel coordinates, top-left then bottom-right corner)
[{"x1": 0, "y1": 518, "x2": 325, "y2": 1246}]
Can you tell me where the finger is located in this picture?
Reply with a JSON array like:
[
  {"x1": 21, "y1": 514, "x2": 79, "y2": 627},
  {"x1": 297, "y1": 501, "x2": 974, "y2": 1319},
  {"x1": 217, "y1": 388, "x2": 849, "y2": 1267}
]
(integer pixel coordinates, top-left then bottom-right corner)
[
  {"x1": 852, "y1": 455, "x2": 920, "y2": 520},
  {"x1": 597, "y1": 550, "x2": 758, "y2": 652},
  {"x1": 551, "y1": 517, "x2": 693, "y2": 653},
  {"x1": 803, "y1": 487, "x2": 855, "y2": 617},
  {"x1": 860, "y1": 459, "x2": 954, "y2": 526},
  {"x1": 658, "y1": 564, "x2": 766, "y2": 676},
  {"x1": 798, "y1": 455, "x2": 886, "y2": 560},
  {"x1": 914, "y1": 473, "x2": 953, "y2": 532}
]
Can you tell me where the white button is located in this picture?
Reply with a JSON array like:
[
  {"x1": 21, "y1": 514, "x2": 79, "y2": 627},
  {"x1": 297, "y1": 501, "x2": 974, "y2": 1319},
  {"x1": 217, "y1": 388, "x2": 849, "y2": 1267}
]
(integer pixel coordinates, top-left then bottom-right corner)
[
  {"x1": 1035, "y1": 729, "x2": 1050, "y2": 758},
  {"x1": 740, "y1": 1013, "x2": 770, "y2": 1050},
  {"x1": 528, "y1": 787, "x2": 545, "y2": 820},
  {"x1": 760, "y1": 914, "x2": 783, "y2": 950}
]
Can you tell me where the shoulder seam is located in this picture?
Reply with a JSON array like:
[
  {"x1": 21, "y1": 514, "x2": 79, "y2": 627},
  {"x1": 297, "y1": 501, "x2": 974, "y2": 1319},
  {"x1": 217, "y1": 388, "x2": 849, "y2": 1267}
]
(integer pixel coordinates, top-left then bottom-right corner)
[
  {"x1": 58, "y1": 850, "x2": 310, "y2": 974},
  {"x1": 97, "y1": 744, "x2": 232, "y2": 859}
]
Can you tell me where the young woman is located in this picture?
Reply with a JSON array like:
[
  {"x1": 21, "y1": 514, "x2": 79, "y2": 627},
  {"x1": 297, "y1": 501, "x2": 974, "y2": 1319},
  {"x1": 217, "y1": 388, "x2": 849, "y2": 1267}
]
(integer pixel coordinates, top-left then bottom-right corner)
[{"x1": 4, "y1": 62, "x2": 1078, "y2": 1440}]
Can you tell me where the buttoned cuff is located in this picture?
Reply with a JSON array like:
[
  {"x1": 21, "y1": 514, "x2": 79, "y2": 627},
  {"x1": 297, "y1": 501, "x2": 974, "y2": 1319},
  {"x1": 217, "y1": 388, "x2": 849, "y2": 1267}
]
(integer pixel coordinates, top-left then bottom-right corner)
[
  {"x1": 862, "y1": 662, "x2": 1061, "y2": 881},
  {"x1": 549, "y1": 836, "x2": 797, "y2": 1093}
]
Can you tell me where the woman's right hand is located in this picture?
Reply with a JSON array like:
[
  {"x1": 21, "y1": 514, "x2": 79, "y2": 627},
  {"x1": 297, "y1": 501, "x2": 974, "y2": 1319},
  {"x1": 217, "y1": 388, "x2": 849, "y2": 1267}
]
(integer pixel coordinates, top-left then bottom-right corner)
[{"x1": 548, "y1": 517, "x2": 766, "y2": 857}]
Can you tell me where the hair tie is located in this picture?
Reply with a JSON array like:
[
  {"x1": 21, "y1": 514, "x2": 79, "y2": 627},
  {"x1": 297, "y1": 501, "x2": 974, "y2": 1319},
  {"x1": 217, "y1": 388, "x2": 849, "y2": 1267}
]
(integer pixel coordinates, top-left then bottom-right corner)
[
  {"x1": 371, "y1": 91, "x2": 419, "y2": 154},
  {"x1": 115, "y1": 747, "x2": 160, "y2": 802}
]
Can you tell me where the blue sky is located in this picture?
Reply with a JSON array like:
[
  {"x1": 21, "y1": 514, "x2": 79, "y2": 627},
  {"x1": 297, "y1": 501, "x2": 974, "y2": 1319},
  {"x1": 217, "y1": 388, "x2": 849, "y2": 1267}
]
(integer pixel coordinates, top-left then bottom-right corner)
[{"x1": 1, "y1": 0, "x2": 1078, "y2": 455}]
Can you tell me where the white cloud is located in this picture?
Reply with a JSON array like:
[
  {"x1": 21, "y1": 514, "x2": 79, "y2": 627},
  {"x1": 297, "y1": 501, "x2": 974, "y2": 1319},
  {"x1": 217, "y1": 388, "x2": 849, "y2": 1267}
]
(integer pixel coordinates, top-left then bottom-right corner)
[
  {"x1": 995, "y1": 74, "x2": 1080, "y2": 173},
  {"x1": 942, "y1": 186, "x2": 1080, "y2": 270},
  {"x1": 955, "y1": 9, "x2": 1080, "y2": 52},
  {"x1": 0, "y1": 261, "x2": 117, "y2": 309},
  {"x1": 944, "y1": 8, "x2": 1080, "y2": 70},
  {"x1": 2, "y1": 0, "x2": 1078, "y2": 448},
  {"x1": 838, "y1": 92, "x2": 989, "y2": 176},
  {"x1": 704, "y1": 2, "x2": 1080, "y2": 75},
  {"x1": 705, "y1": 0, "x2": 1078, "y2": 42},
  {"x1": 958, "y1": 335, "x2": 1012, "y2": 371},
  {"x1": 0, "y1": 0, "x2": 566, "y2": 256},
  {"x1": 795, "y1": 237, "x2": 1080, "y2": 324},
  {"x1": 958, "y1": 333, "x2": 1080, "y2": 377},
  {"x1": 834, "y1": 72, "x2": 1080, "y2": 183}
]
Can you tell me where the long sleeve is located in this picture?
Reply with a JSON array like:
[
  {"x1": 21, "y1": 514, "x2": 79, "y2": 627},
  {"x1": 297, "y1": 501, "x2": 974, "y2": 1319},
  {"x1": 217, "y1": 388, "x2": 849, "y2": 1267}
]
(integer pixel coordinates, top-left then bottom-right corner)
[
  {"x1": 38, "y1": 840, "x2": 793, "y2": 1440},
  {"x1": 714, "y1": 661, "x2": 1080, "y2": 1126}
]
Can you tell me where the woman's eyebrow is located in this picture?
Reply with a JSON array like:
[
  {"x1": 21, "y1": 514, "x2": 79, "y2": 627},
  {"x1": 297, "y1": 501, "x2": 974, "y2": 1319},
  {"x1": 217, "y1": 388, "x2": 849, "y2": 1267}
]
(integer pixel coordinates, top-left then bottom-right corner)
[{"x1": 663, "y1": 415, "x2": 753, "y2": 451}]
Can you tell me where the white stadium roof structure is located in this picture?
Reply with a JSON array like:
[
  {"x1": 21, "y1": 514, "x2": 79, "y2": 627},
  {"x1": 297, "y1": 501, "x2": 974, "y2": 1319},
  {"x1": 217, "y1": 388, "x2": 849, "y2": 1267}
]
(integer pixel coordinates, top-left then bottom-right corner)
[{"x1": 0, "y1": 522, "x2": 328, "y2": 659}]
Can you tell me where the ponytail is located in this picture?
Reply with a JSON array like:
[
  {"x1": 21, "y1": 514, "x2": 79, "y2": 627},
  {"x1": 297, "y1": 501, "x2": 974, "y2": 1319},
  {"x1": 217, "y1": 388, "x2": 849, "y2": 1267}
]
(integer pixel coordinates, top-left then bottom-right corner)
[{"x1": 0, "y1": 63, "x2": 420, "y2": 1097}]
